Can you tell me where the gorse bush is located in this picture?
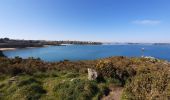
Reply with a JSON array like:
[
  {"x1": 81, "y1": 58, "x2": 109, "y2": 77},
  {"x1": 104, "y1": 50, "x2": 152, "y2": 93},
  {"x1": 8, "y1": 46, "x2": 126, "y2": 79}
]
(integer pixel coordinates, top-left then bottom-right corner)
[
  {"x1": 0, "y1": 57, "x2": 48, "y2": 75},
  {"x1": 95, "y1": 57, "x2": 136, "y2": 86},
  {"x1": 122, "y1": 62, "x2": 170, "y2": 100},
  {"x1": 0, "y1": 57, "x2": 94, "y2": 75},
  {"x1": 95, "y1": 57, "x2": 170, "y2": 100}
]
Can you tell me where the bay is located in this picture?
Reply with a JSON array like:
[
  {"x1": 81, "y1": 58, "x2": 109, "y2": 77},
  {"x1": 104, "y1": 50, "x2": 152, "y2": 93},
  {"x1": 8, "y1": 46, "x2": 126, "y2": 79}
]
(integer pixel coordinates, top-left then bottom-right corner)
[{"x1": 3, "y1": 44, "x2": 170, "y2": 62}]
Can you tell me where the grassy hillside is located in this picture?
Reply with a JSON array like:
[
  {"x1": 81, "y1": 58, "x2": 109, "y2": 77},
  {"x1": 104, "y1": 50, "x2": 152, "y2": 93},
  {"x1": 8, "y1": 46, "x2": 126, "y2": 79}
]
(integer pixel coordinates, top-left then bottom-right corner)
[{"x1": 0, "y1": 56, "x2": 169, "y2": 100}]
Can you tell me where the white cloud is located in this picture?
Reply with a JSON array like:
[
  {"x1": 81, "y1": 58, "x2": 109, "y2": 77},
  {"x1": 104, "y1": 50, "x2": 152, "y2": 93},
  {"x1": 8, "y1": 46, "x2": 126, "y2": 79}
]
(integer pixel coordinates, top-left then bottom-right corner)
[{"x1": 133, "y1": 19, "x2": 161, "y2": 25}]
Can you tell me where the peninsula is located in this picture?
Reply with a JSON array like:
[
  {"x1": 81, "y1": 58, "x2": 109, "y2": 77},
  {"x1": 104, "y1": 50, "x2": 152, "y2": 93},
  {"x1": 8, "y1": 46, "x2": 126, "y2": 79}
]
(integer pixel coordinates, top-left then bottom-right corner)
[{"x1": 0, "y1": 38, "x2": 102, "y2": 50}]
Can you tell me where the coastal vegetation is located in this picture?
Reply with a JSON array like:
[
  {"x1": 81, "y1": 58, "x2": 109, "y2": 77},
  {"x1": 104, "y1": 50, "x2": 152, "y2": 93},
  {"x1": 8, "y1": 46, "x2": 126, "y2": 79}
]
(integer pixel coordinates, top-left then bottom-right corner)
[
  {"x1": 0, "y1": 56, "x2": 169, "y2": 100},
  {"x1": 0, "y1": 38, "x2": 102, "y2": 48}
]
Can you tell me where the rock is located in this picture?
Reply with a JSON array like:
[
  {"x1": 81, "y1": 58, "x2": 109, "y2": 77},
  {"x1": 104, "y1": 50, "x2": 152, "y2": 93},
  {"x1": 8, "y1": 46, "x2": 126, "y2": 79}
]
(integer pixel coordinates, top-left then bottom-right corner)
[
  {"x1": 144, "y1": 56, "x2": 160, "y2": 63},
  {"x1": 70, "y1": 78, "x2": 80, "y2": 82},
  {"x1": 88, "y1": 68, "x2": 98, "y2": 80},
  {"x1": 144, "y1": 56, "x2": 156, "y2": 60},
  {"x1": 8, "y1": 76, "x2": 19, "y2": 84},
  {"x1": 0, "y1": 50, "x2": 5, "y2": 57},
  {"x1": 70, "y1": 78, "x2": 75, "y2": 81}
]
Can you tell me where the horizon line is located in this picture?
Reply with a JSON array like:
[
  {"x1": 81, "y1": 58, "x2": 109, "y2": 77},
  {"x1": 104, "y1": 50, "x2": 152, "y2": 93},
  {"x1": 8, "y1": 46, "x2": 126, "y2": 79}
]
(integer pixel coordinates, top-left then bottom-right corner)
[{"x1": 1, "y1": 37, "x2": 170, "y2": 44}]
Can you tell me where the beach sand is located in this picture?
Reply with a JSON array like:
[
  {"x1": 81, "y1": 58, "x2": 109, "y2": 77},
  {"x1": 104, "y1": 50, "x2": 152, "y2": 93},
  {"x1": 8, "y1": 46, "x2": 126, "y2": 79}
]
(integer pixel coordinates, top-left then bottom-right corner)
[{"x1": 0, "y1": 48, "x2": 16, "y2": 51}]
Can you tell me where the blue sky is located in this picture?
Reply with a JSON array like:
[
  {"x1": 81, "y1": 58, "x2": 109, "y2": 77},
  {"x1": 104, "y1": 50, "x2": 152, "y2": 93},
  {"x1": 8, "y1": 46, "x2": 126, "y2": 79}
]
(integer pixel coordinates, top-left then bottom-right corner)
[{"x1": 0, "y1": 0, "x2": 170, "y2": 43}]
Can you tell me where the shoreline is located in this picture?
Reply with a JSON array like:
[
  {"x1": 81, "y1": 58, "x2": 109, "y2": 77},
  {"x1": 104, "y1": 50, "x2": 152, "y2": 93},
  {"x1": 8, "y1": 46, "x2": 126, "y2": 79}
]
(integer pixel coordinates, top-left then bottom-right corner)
[
  {"x1": 0, "y1": 48, "x2": 16, "y2": 51},
  {"x1": 0, "y1": 44, "x2": 98, "y2": 51},
  {"x1": 0, "y1": 45, "x2": 61, "y2": 51}
]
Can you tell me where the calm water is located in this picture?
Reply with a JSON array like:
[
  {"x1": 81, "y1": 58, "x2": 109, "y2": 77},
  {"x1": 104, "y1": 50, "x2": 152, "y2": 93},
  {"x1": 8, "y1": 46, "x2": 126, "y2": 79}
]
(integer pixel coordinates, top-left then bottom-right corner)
[{"x1": 3, "y1": 45, "x2": 170, "y2": 62}]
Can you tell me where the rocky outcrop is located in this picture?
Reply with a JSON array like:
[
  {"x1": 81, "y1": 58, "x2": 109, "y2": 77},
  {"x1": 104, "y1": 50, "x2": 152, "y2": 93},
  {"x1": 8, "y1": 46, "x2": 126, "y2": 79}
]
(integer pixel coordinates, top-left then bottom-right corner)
[
  {"x1": 0, "y1": 50, "x2": 4, "y2": 57},
  {"x1": 144, "y1": 56, "x2": 160, "y2": 63},
  {"x1": 88, "y1": 68, "x2": 98, "y2": 80}
]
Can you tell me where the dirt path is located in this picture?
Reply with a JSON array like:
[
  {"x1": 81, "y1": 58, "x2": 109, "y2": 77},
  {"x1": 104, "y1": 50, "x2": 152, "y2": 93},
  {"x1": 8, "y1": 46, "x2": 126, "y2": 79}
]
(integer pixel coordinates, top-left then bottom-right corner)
[{"x1": 102, "y1": 87, "x2": 123, "y2": 100}]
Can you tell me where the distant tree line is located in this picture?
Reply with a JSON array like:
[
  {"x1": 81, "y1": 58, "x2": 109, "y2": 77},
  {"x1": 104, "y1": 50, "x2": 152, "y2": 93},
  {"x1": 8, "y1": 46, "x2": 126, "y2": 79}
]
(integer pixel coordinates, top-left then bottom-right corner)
[{"x1": 0, "y1": 38, "x2": 102, "y2": 48}]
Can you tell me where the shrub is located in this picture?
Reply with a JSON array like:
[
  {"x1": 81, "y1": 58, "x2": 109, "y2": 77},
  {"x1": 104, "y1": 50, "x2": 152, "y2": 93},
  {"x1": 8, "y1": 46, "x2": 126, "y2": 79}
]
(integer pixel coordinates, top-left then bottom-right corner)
[
  {"x1": 122, "y1": 69, "x2": 170, "y2": 100},
  {"x1": 95, "y1": 59, "x2": 135, "y2": 86},
  {"x1": 0, "y1": 56, "x2": 170, "y2": 99}
]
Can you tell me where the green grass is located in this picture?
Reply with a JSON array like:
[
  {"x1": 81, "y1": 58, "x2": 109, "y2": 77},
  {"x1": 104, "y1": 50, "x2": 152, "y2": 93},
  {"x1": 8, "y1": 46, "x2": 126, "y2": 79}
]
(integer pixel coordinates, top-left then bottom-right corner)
[
  {"x1": 0, "y1": 70, "x2": 107, "y2": 100},
  {"x1": 0, "y1": 56, "x2": 169, "y2": 100}
]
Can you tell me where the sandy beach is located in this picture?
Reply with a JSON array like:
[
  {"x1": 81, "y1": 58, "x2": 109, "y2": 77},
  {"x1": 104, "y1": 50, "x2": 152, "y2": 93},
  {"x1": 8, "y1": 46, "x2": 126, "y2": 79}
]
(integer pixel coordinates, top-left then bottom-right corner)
[{"x1": 0, "y1": 48, "x2": 16, "y2": 51}]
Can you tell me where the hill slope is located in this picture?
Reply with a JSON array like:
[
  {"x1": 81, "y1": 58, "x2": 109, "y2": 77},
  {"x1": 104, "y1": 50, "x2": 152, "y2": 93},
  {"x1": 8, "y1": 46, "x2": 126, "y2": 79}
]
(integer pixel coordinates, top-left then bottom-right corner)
[{"x1": 0, "y1": 56, "x2": 169, "y2": 100}]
